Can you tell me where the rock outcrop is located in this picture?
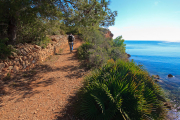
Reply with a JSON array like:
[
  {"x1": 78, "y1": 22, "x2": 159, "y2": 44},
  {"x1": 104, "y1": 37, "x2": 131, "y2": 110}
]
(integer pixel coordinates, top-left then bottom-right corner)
[
  {"x1": 152, "y1": 75, "x2": 160, "y2": 79},
  {"x1": 105, "y1": 30, "x2": 113, "y2": 39},
  {"x1": 168, "y1": 74, "x2": 173, "y2": 78},
  {"x1": 126, "y1": 53, "x2": 131, "y2": 58}
]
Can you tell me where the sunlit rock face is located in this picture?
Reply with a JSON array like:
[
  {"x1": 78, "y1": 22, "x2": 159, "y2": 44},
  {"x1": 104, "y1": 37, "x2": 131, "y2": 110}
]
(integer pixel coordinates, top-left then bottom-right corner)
[{"x1": 105, "y1": 30, "x2": 113, "y2": 39}]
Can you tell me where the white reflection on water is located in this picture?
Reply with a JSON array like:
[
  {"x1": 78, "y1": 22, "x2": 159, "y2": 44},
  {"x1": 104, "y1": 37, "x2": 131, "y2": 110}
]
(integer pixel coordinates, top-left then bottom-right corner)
[{"x1": 168, "y1": 111, "x2": 180, "y2": 120}]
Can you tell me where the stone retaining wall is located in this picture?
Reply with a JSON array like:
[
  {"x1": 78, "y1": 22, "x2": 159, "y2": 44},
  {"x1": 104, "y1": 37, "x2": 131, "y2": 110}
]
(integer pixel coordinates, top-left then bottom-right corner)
[{"x1": 0, "y1": 35, "x2": 68, "y2": 78}]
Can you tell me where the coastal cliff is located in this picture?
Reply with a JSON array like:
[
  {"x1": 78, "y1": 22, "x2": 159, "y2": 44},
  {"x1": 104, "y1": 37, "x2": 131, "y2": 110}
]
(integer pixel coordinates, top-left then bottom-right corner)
[{"x1": 105, "y1": 30, "x2": 114, "y2": 38}]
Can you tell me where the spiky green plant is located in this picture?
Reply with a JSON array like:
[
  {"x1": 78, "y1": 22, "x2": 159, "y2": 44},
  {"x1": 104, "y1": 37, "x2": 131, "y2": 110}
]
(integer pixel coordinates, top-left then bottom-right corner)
[{"x1": 76, "y1": 59, "x2": 166, "y2": 120}]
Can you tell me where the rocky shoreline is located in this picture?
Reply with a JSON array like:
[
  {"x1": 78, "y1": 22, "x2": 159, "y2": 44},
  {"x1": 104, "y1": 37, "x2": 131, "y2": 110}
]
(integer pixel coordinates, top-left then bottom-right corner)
[
  {"x1": 152, "y1": 74, "x2": 180, "y2": 119},
  {"x1": 130, "y1": 55, "x2": 180, "y2": 117}
]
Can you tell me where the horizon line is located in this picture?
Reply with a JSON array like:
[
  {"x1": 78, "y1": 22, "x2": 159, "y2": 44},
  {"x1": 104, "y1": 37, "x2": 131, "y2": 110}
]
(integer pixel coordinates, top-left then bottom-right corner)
[{"x1": 123, "y1": 40, "x2": 180, "y2": 42}]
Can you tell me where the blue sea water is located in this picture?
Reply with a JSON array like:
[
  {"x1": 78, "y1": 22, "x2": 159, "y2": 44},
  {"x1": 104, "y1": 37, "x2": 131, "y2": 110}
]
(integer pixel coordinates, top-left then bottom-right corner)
[
  {"x1": 124, "y1": 40, "x2": 180, "y2": 119},
  {"x1": 124, "y1": 41, "x2": 180, "y2": 83}
]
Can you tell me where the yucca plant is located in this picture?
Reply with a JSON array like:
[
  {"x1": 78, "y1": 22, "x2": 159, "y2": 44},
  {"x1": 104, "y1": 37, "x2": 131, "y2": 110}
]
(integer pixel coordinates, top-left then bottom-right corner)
[{"x1": 76, "y1": 59, "x2": 166, "y2": 120}]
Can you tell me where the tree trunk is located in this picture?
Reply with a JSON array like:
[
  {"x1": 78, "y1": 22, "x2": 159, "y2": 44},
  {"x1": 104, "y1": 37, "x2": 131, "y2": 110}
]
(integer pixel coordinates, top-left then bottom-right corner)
[{"x1": 7, "y1": 17, "x2": 17, "y2": 45}]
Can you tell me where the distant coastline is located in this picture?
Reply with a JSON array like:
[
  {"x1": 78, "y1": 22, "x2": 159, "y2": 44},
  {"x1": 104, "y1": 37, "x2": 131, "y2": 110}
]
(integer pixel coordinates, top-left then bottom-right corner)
[{"x1": 116, "y1": 39, "x2": 180, "y2": 42}]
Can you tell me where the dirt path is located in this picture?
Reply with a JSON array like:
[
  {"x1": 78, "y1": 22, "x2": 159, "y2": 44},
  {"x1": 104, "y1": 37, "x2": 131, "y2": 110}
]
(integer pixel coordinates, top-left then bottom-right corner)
[{"x1": 0, "y1": 39, "x2": 86, "y2": 120}]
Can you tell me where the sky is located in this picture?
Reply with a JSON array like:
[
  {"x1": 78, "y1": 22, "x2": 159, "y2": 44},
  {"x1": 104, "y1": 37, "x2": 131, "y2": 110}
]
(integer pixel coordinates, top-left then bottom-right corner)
[{"x1": 108, "y1": 0, "x2": 180, "y2": 41}]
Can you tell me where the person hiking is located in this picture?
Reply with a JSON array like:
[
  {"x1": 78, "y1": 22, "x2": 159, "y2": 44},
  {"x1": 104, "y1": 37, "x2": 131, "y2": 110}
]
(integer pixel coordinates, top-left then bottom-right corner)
[{"x1": 68, "y1": 33, "x2": 75, "y2": 53}]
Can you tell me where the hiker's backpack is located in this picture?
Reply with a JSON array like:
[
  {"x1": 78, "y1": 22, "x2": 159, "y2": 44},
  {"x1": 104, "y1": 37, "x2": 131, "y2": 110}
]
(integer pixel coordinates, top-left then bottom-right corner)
[{"x1": 68, "y1": 35, "x2": 73, "y2": 42}]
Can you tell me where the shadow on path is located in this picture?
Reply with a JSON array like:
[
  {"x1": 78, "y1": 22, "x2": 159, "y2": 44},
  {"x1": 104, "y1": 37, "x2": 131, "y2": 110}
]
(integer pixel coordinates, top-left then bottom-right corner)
[
  {"x1": 0, "y1": 41, "x2": 86, "y2": 107},
  {"x1": 54, "y1": 91, "x2": 82, "y2": 120},
  {"x1": 53, "y1": 56, "x2": 87, "y2": 120},
  {"x1": 0, "y1": 39, "x2": 86, "y2": 120},
  {"x1": 0, "y1": 64, "x2": 58, "y2": 104}
]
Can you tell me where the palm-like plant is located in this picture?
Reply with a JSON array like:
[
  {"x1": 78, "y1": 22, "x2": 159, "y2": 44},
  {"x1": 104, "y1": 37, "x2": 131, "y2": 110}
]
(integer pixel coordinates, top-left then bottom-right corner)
[
  {"x1": 79, "y1": 82, "x2": 119, "y2": 120},
  {"x1": 76, "y1": 59, "x2": 166, "y2": 120}
]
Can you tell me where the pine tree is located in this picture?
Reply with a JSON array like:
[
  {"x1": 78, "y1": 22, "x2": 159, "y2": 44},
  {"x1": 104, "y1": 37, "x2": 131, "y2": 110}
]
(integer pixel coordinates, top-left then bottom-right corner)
[{"x1": 0, "y1": 0, "x2": 117, "y2": 44}]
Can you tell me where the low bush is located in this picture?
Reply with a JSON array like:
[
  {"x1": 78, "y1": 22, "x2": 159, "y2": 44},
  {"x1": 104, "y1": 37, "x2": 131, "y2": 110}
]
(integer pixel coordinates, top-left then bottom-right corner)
[
  {"x1": 77, "y1": 28, "x2": 127, "y2": 69},
  {"x1": 0, "y1": 38, "x2": 12, "y2": 59},
  {"x1": 16, "y1": 18, "x2": 65, "y2": 44},
  {"x1": 77, "y1": 42, "x2": 93, "y2": 60},
  {"x1": 33, "y1": 37, "x2": 51, "y2": 49},
  {"x1": 88, "y1": 46, "x2": 110, "y2": 67},
  {"x1": 75, "y1": 59, "x2": 166, "y2": 120}
]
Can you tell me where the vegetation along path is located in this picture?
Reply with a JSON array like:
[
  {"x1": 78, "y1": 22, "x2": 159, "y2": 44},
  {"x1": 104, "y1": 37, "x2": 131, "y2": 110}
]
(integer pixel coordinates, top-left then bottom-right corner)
[{"x1": 0, "y1": 38, "x2": 86, "y2": 120}]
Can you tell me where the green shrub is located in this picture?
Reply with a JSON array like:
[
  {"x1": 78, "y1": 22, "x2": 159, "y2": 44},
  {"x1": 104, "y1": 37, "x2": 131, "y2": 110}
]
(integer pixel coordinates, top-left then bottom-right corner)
[
  {"x1": 76, "y1": 59, "x2": 166, "y2": 120},
  {"x1": 16, "y1": 18, "x2": 46, "y2": 43},
  {"x1": 59, "y1": 29, "x2": 65, "y2": 35},
  {"x1": 33, "y1": 37, "x2": 51, "y2": 49},
  {"x1": 77, "y1": 29, "x2": 127, "y2": 69},
  {"x1": 77, "y1": 42, "x2": 93, "y2": 60},
  {"x1": 78, "y1": 42, "x2": 112, "y2": 68},
  {"x1": 108, "y1": 47, "x2": 124, "y2": 61},
  {"x1": 16, "y1": 19, "x2": 62, "y2": 43},
  {"x1": 88, "y1": 46, "x2": 110, "y2": 67},
  {"x1": 0, "y1": 38, "x2": 12, "y2": 59}
]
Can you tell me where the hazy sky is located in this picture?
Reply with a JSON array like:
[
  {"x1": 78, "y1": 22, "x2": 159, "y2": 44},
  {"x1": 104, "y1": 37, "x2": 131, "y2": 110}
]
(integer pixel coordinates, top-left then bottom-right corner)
[{"x1": 108, "y1": 0, "x2": 180, "y2": 41}]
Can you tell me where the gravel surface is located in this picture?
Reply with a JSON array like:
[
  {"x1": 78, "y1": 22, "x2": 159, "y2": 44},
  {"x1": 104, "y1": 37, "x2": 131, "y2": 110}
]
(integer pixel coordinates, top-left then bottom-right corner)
[{"x1": 0, "y1": 39, "x2": 86, "y2": 120}]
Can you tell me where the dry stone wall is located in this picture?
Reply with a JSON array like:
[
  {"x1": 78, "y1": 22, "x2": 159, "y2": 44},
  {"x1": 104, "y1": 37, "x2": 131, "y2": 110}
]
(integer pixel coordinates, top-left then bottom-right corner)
[{"x1": 0, "y1": 35, "x2": 68, "y2": 78}]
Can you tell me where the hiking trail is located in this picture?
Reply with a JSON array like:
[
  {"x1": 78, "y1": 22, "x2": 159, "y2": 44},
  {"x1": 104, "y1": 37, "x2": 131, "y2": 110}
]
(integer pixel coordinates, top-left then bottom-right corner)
[{"x1": 0, "y1": 38, "x2": 86, "y2": 120}]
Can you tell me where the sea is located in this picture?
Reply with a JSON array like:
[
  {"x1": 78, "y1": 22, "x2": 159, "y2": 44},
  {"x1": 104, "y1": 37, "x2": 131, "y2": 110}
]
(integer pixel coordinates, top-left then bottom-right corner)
[{"x1": 124, "y1": 41, "x2": 180, "y2": 119}]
